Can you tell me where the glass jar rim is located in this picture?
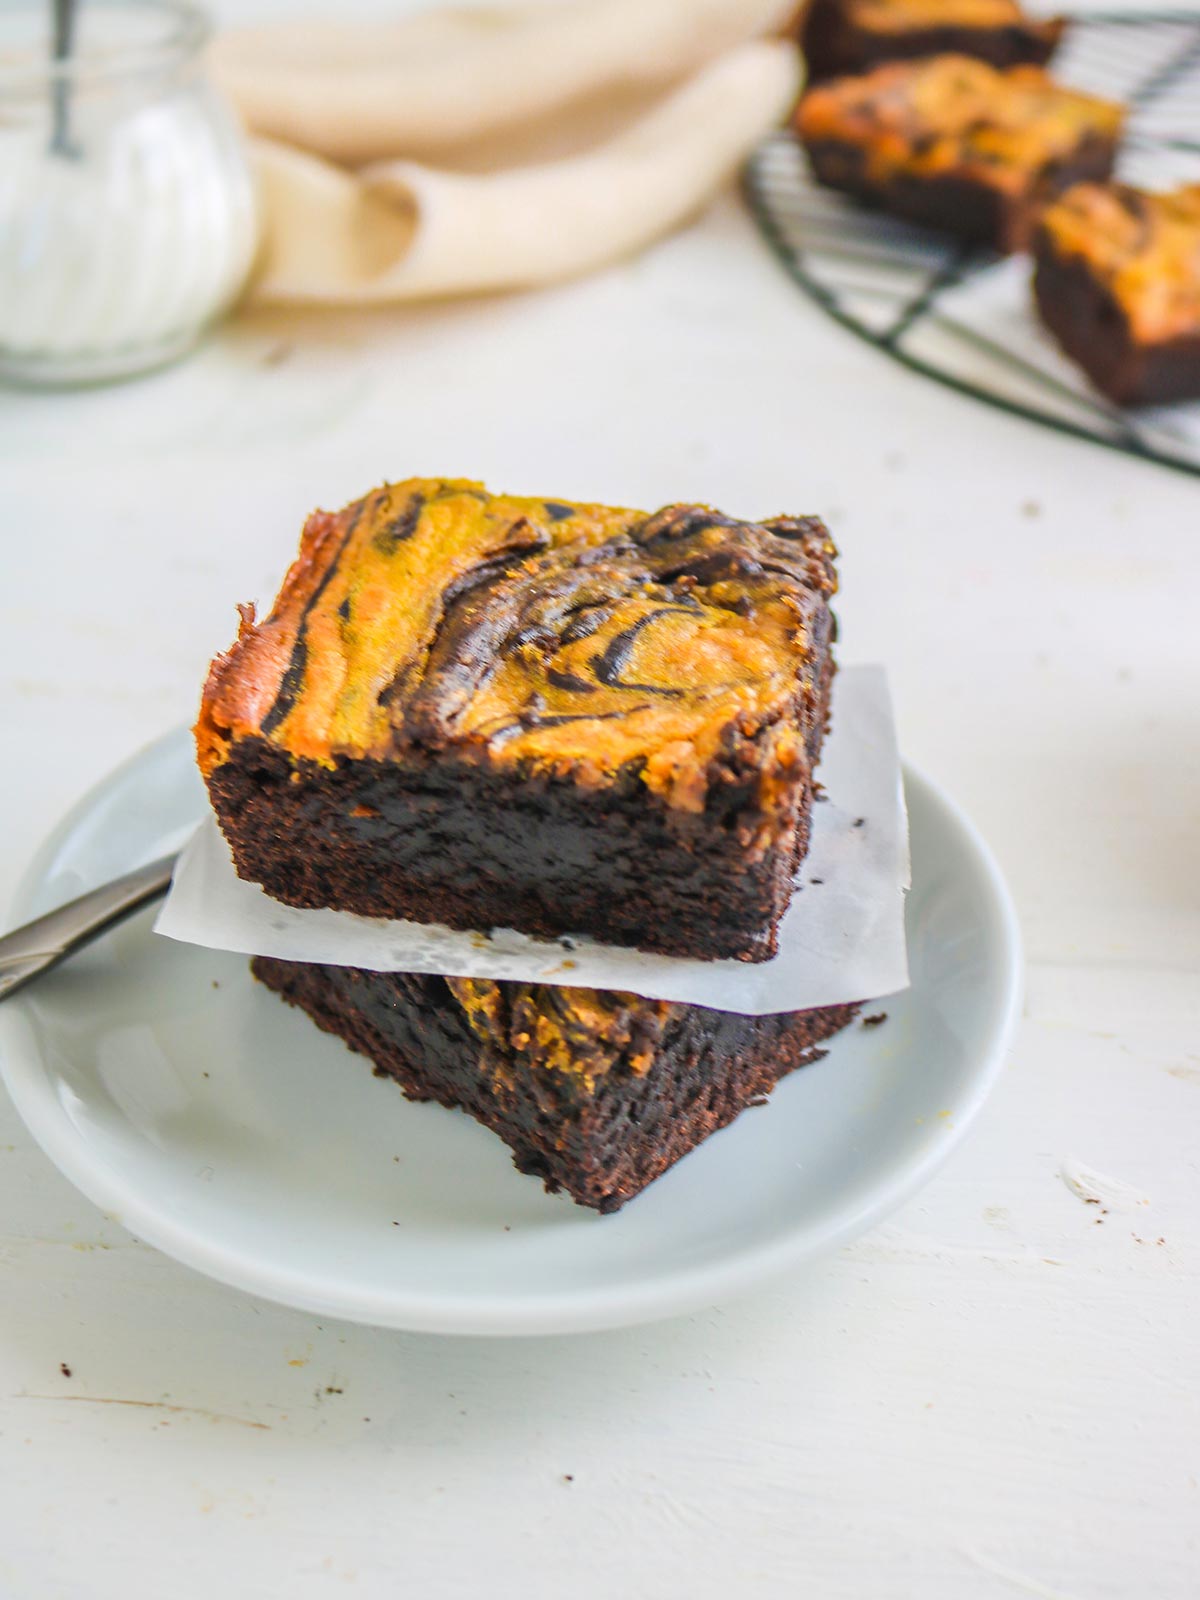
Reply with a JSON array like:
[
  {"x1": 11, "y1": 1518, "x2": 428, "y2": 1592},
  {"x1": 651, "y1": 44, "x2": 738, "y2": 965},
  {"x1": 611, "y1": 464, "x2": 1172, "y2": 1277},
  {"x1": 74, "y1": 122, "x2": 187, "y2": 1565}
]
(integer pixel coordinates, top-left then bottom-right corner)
[{"x1": 0, "y1": 0, "x2": 211, "y2": 94}]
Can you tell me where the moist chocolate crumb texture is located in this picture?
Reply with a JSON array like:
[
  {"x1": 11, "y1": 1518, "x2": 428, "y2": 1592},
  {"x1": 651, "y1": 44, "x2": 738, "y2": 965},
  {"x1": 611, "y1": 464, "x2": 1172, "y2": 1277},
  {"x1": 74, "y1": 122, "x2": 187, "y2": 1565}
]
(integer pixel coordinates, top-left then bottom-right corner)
[
  {"x1": 1033, "y1": 182, "x2": 1200, "y2": 406},
  {"x1": 252, "y1": 957, "x2": 861, "y2": 1212},
  {"x1": 801, "y1": 0, "x2": 1065, "y2": 82},
  {"x1": 196, "y1": 480, "x2": 840, "y2": 962},
  {"x1": 794, "y1": 55, "x2": 1124, "y2": 253}
]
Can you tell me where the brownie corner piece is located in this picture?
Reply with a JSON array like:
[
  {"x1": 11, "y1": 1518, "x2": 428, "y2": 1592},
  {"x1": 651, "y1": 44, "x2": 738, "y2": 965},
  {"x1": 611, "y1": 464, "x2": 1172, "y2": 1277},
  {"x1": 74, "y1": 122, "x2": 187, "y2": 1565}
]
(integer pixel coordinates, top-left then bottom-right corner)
[
  {"x1": 1033, "y1": 181, "x2": 1200, "y2": 407},
  {"x1": 196, "y1": 482, "x2": 839, "y2": 963},
  {"x1": 800, "y1": 0, "x2": 1066, "y2": 81},
  {"x1": 795, "y1": 56, "x2": 1123, "y2": 253},
  {"x1": 251, "y1": 957, "x2": 861, "y2": 1213}
]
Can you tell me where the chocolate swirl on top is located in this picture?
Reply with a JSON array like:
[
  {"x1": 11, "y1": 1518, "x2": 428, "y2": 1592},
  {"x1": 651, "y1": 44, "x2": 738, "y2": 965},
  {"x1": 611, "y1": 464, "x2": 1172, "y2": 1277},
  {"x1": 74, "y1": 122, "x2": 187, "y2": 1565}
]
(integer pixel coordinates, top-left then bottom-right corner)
[{"x1": 196, "y1": 479, "x2": 837, "y2": 812}]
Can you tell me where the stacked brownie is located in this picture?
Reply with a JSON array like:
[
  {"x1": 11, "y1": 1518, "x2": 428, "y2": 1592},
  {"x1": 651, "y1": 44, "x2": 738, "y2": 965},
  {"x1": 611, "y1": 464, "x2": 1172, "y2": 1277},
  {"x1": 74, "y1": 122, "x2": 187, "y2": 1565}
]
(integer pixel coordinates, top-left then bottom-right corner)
[{"x1": 197, "y1": 479, "x2": 861, "y2": 1211}]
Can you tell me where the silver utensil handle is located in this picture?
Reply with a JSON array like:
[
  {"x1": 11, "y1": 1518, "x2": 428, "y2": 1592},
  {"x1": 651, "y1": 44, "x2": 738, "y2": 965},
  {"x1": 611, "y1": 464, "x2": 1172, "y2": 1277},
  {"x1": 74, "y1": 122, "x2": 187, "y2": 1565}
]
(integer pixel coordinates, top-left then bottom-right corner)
[
  {"x1": 0, "y1": 854, "x2": 177, "y2": 1004},
  {"x1": 50, "y1": 0, "x2": 80, "y2": 158}
]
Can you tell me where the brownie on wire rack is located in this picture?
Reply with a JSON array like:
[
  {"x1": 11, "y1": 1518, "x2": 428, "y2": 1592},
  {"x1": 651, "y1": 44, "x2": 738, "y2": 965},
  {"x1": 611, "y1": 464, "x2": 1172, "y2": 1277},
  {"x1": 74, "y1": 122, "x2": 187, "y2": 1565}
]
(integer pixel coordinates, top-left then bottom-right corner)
[
  {"x1": 800, "y1": 0, "x2": 1065, "y2": 82},
  {"x1": 794, "y1": 55, "x2": 1124, "y2": 253},
  {"x1": 1033, "y1": 181, "x2": 1200, "y2": 406}
]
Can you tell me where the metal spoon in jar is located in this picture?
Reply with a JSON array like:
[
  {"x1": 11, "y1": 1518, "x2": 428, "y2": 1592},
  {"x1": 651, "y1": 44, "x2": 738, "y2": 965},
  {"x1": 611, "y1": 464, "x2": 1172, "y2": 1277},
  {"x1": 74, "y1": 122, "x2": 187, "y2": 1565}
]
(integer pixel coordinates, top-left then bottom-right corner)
[{"x1": 50, "y1": 0, "x2": 80, "y2": 158}]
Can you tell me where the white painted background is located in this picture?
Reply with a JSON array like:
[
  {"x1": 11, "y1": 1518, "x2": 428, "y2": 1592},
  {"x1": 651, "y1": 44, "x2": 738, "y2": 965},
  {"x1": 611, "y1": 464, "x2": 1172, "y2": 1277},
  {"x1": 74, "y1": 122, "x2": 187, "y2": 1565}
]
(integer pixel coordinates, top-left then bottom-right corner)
[{"x1": 1, "y1": 2, "x2": 1197, "y2": 1595}]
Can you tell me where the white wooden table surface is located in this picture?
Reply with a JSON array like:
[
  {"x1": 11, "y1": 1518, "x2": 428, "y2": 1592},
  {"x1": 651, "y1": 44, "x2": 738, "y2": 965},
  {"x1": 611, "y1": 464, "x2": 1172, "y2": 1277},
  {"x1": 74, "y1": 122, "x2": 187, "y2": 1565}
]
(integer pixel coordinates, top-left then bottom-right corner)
[{"x1": 2, "y1": 18, "x2": 1198, "y2": 1595}]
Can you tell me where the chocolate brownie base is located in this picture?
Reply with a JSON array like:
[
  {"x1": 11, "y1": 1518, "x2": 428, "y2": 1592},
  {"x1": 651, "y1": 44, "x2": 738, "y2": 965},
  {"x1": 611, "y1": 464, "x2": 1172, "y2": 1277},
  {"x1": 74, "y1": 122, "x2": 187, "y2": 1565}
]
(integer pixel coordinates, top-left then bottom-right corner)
[
  {"x1": 207, "y1": 646, "x2": 834, "y2": 964},
  {"x1": 805, "y1": 131, "x2": 1117, "y2": 253},
  {"x1": 801, "y1": 0, "x2": 1064, "y2": 81},
  {"x1": 252, "y1": 956, "x2": 860, "y2": 1212},
  {"x1": 1032, "y1": 242, "x2": 1200, "y2": 406}
]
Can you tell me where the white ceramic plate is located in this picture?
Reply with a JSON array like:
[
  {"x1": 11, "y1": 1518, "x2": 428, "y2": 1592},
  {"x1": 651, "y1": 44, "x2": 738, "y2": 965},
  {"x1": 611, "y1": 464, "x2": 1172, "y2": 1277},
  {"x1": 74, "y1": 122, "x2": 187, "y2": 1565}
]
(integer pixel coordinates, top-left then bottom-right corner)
[{"x1": 0, "y1": 731, "x2": 1021, "y2": 1335}]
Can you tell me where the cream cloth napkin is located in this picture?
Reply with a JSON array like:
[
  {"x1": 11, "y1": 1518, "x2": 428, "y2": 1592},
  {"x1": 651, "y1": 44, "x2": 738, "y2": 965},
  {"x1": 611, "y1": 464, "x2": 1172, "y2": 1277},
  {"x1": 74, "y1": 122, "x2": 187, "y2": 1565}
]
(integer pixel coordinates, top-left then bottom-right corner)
[{"x1": 211, "y1": 0, "x2": 803, "y2": 305}]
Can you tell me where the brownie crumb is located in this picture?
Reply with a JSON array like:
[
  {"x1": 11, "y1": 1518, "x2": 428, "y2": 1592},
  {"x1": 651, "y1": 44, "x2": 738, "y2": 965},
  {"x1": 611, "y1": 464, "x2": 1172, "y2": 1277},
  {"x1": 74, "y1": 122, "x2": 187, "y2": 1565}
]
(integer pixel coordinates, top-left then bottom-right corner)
[
  {"x1": 563, "y1": 1474, "x2": 574, "y2": 1483},
  {"x1": 853, "y1": 817, "x2": 865, "y2": 829},
  {"x1": 810, "y1": 877, "x2": 824, "y2": 885},
  {"x1": 325, "y1": 1386, "x2": 343, "y2": 1395},
  {"x1": 60, "y1": 1363, "x2": 71, "y2": 1378},
  {"x1": 861, "y1": 1012, "x2": 888, "y2": 1028}
]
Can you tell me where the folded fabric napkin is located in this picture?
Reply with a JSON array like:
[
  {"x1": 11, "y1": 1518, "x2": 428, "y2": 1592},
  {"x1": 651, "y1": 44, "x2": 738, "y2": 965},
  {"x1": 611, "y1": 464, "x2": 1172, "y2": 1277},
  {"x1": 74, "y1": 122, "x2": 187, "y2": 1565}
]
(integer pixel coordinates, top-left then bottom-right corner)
[{"x1": 210, "y1": 0, "x2": 803, "y2": 304}]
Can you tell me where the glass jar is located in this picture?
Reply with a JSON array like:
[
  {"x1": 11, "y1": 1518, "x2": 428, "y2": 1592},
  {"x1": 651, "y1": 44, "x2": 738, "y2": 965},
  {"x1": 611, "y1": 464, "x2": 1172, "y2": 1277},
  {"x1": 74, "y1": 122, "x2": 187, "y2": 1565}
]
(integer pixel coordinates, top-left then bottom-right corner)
[{"x1": 0, "y1": 0, "x2": 259, "y2": 386}]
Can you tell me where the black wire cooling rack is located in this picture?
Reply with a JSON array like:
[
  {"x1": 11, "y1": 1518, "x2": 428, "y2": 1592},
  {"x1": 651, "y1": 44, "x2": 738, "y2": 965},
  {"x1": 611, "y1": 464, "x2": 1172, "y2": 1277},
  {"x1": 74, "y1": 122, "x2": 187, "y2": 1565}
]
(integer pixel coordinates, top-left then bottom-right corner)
[{"x1": 743, "y1": 12, "x2": 1200, "y2": 478}]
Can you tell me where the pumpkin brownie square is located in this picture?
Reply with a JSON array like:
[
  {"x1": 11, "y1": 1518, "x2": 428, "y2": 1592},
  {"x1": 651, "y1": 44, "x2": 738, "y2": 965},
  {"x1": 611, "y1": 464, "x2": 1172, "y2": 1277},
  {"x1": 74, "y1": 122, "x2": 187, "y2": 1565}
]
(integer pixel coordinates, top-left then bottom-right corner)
[
  {"x1": 1033, "y1": 181, "x2": 1200, "y2": 406},
  {"x1": 794, "y1": 56, "x2": 1123, "y2": 253},
  {"x1": 800, "y1": 0, "x2": 1065, "y2": 83},
  {"x1": 197, "y1": 479, "x2": 839, "y2": 962}
]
